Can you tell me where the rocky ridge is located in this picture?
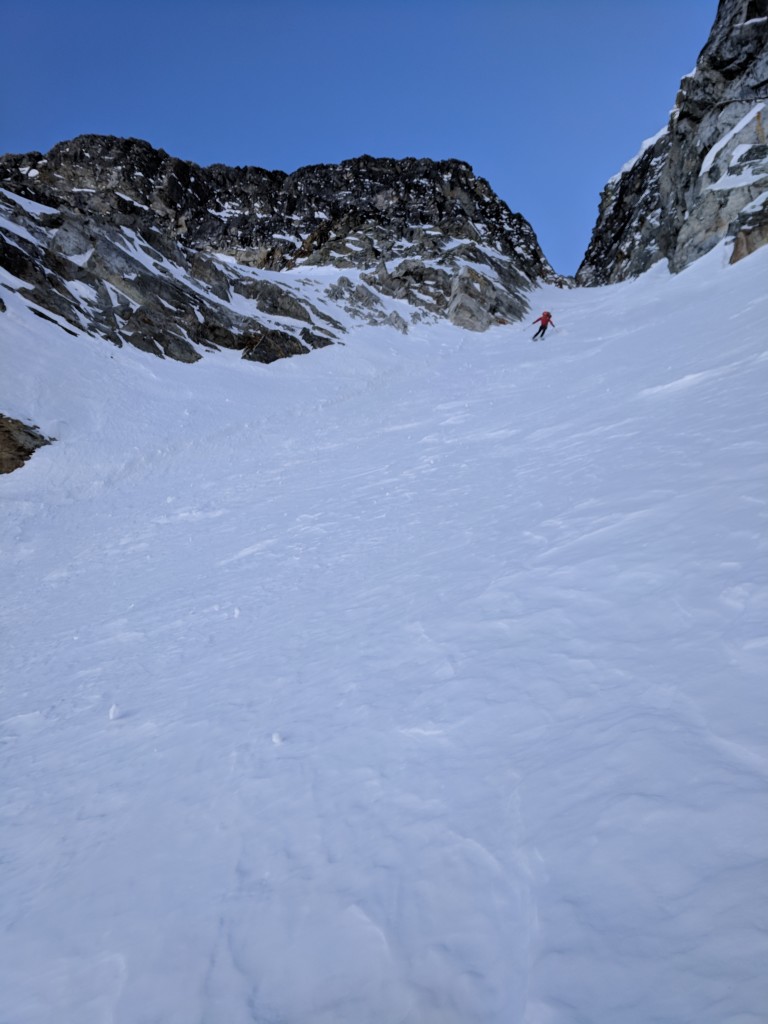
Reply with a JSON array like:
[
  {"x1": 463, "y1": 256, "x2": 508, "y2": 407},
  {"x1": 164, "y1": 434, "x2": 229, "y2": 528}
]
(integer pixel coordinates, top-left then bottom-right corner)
[
  {"x1": 578, "y1": 0, "x2": 768, "y2": 284},
  {"x1": 0, "y1": 139, "x2": 558, "y2": 364}
]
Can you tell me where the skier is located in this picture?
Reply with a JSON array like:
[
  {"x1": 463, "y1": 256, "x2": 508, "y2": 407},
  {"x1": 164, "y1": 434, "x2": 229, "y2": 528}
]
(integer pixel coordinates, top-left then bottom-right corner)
[{"x1": 532, "y1": 311, "x2": 555, "y2": 340}]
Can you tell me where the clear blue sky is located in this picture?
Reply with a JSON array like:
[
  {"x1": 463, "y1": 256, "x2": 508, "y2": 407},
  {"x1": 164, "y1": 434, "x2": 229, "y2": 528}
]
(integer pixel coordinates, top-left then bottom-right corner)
[{"x1": 2, "y1": 0, "x2": 719, "y2": 275}]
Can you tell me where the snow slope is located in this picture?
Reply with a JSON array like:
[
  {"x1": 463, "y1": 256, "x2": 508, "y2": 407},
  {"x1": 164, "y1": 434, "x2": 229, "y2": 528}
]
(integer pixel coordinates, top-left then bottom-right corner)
[{"x1": 1, "y1": 244, "x2": 767, "y2": 1024}]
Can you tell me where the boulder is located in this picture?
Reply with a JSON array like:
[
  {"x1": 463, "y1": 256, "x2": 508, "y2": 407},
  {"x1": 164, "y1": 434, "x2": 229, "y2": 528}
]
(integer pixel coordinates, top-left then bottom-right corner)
[{"x1": 0, "y1": 415, "x2": 53, "y2": 474}]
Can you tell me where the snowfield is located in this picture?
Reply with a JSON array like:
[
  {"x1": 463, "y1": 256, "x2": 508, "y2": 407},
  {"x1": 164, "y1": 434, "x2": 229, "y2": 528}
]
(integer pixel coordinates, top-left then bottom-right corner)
[{"x1": 1, "y1": 244, "x2": 767, "y2": 1023}]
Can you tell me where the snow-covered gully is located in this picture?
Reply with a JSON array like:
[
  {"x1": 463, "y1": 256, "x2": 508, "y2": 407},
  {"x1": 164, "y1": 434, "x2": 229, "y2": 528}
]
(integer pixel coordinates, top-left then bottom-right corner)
[{"x1": 1, "y1": 244, "x2": 767, "y2": 1023}]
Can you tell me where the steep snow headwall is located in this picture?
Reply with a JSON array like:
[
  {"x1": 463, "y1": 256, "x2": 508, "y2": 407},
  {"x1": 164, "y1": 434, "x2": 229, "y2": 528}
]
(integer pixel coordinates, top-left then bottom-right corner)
[
  {"x1": 0, "y1": 138, "x2": 557, "y2": 363},
  {"x1": 578, "y1": 0, "x2": 768, "y2": 284}
]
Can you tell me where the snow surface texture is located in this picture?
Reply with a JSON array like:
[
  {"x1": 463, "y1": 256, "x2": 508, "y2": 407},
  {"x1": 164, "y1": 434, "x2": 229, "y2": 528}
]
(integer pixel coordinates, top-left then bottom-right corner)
[{"x1": 1, "y1": 244, "x2": 767, "y2": 1023}]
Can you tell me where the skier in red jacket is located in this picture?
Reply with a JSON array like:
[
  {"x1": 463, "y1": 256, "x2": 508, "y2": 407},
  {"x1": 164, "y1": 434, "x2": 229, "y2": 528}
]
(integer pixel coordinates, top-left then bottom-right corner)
[{"x1": 532, "y1": 311, "x2": 555, "y2": 340}]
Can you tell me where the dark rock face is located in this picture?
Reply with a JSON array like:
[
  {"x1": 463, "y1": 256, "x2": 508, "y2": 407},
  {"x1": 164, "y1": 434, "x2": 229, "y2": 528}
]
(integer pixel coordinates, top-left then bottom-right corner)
[
  {"x1": 578, "y1": 0, "x2": 768, "y2": 285},
  {"x1": 0, "y1": 415, "x2": 53, "y2": 474},
  {"x1": 0, "y1": 138, "x2": 558, "y2": 362}
]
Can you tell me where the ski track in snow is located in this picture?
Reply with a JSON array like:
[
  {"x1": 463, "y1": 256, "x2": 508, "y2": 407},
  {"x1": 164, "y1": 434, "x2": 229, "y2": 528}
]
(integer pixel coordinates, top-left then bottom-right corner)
[{"x1": 1, "y1": 245, "x2": 767, "y2": 1023}]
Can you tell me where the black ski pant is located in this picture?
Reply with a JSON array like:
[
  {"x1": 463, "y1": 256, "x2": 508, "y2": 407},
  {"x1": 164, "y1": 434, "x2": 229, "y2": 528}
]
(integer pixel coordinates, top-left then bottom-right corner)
[{"x1": 533, "y1": 324, "x2": 549, "y2": 339}]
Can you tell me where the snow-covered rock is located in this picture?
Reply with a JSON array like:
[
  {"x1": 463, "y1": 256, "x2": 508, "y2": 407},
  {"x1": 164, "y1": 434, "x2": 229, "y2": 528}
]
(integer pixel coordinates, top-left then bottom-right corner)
[
  {"x1": 578, "y1": 0, "x2": 768, "y2": 284},
  {"x1": 0, "y1": 139, "x2": 557, "y2": 363}
]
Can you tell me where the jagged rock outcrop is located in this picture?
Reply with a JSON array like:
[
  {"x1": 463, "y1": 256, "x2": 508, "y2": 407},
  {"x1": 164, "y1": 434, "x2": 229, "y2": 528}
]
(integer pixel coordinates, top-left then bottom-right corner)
[
  {"x1": 0, "y1": 415, "x2": 53, "y2": 474},
  {"x1": 0, "y1": 138, "x2": 557, "y2": 362},
  {"x1": 578, "y1": 0, "x2": 768, "y2": 284}
]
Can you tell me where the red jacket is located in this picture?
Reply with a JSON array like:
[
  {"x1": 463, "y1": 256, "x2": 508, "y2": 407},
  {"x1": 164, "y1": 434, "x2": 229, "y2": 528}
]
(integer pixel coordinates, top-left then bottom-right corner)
[{"x1": 534, "y1": 312, "x2": 554, "y2": 326}]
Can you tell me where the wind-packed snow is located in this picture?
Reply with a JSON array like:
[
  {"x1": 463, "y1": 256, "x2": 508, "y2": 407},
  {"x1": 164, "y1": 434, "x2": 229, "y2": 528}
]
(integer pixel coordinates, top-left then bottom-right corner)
[{"x1": 1, "y1": 244, "x2": 767, "y2": 1024}]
